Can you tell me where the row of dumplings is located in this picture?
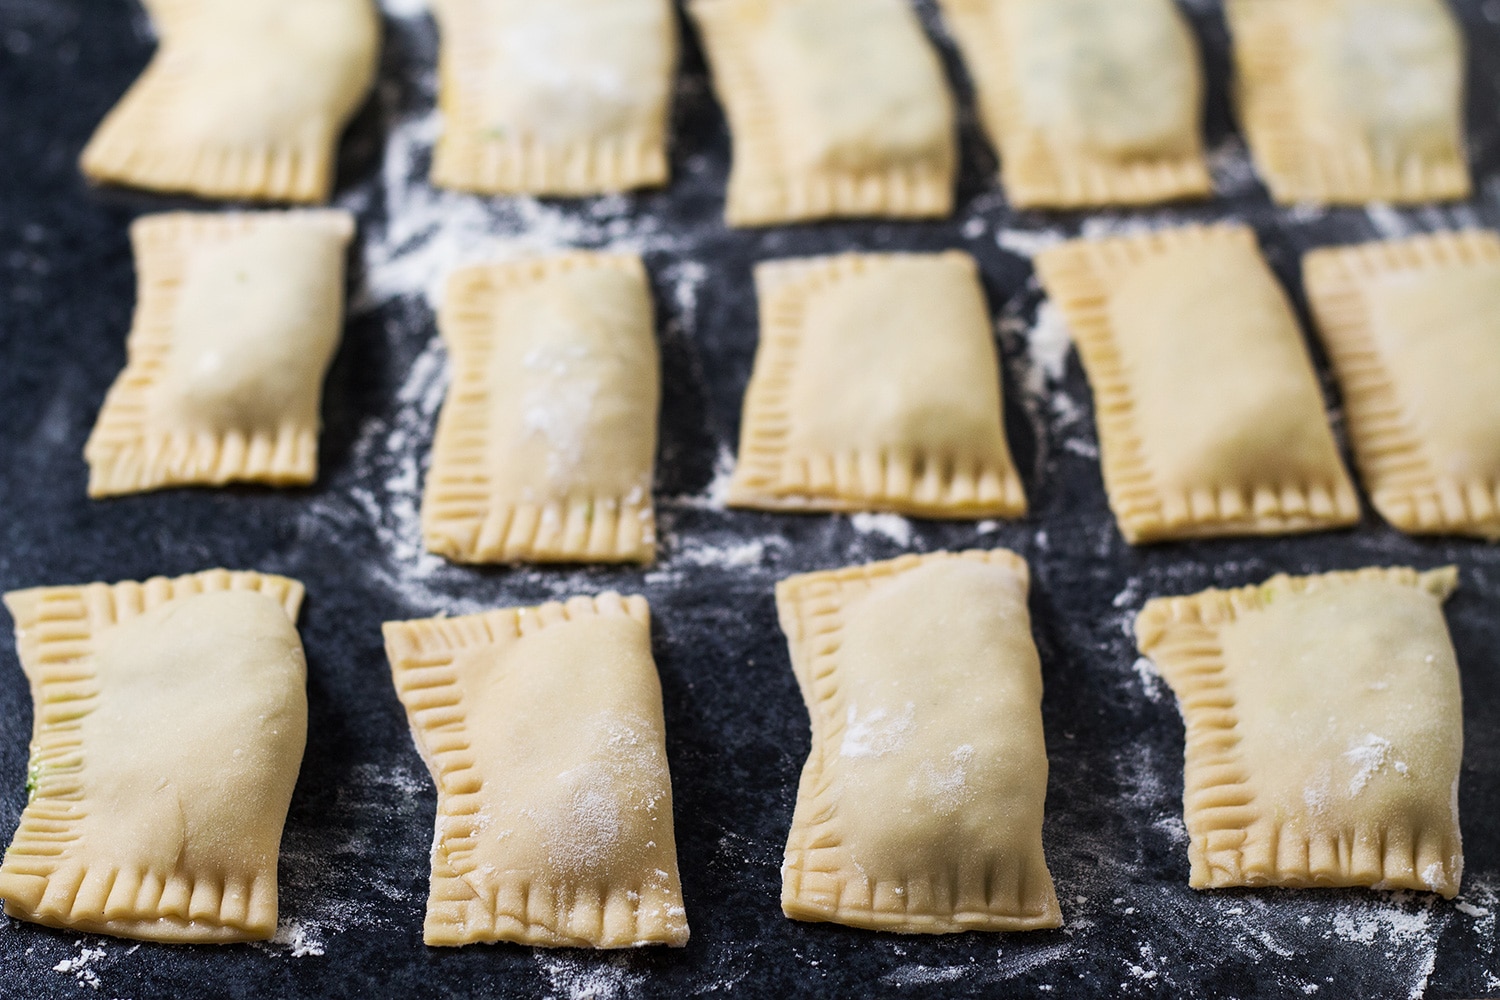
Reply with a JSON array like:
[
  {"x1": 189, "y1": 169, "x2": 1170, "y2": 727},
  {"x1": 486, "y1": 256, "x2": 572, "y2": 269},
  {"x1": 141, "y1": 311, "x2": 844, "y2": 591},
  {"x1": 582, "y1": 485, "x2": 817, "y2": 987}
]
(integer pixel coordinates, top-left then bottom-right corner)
[
  {"x1": 0, "y1": 553, "x2": 1466, "y2": 945},
  {"x1": 83, "y1": 0, "x2": 1473, "y2": 214},
  {"x1": 86, "y1": 208, "x2": 1500, "y2": 553}
]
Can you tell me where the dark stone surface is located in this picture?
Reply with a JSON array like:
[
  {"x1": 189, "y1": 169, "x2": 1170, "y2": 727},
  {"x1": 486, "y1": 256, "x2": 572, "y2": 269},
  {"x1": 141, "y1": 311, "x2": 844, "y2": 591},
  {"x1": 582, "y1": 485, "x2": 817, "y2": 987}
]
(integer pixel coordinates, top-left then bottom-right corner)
[{"x1": 0, "y1": 0, "x2": 1498, "y2": 996}]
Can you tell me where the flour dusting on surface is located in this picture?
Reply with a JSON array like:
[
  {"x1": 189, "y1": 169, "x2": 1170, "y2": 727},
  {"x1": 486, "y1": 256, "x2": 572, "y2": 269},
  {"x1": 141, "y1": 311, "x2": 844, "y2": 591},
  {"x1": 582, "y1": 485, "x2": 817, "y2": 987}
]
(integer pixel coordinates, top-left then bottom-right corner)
[
  {"x1": 52, "y1": 944, "x2": 105, "y2": 989},
  {"x1": 536, "y1": 953, "x2": 645, "y2": 1000},
  {"x1": 848, "y1": 512, "x2": 914, "y2": 547}
]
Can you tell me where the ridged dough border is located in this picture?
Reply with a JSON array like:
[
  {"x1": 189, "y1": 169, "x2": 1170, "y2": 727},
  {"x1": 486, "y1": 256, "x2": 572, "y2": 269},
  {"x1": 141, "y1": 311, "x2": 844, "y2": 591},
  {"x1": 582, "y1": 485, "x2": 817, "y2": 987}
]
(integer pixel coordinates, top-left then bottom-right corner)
[
  {"x1": 0, "y1": 569, "x2": 303, "y2": 943},
  {"x1": 83, "y1": 210, "x2": 354, "y2": 498},
  {"x1": 937, "y1": 0, "x2": 1212, "y2": 208},
  {"x1": 1136, "y1": 565, "x2": 1463, "y2": 897},
  {"x1": 728, "y1": 252, "x2": 1027, "y2": 518},
  {"x1": 382, "y1": 592, "x2": 690, "y2": 948},
  {"x1": 1304, "y1": 231, "x2": 1500, "y2": 538},
  {"x1": 1034, "y1": 223, "x2": 1361, "y2": 543},
  {"x1": 775, "y1": 549, "x2": 1062, "y2": 932}
]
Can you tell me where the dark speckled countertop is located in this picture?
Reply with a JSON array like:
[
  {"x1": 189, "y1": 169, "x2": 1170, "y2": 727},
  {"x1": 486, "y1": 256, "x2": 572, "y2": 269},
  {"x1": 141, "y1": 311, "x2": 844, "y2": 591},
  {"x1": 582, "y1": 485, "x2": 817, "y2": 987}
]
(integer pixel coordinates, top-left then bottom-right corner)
[{"x1": 1, "y1": 0, "x2": 1498, "y2": 996}]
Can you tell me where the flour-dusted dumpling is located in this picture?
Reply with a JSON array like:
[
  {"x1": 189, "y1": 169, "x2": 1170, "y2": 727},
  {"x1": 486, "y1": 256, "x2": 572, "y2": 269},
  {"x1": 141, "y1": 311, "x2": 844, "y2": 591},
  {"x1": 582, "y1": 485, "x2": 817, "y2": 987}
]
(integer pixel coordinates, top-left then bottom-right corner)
[
  {"x1": 1035, "y1": 223, "x2": 1360, "y2": 543},
  {"x1": 776, "y1": 550, "x2": 1061, "y2": 932},
  {"x1": 85, "y1": 211, "x2": 353, "y2": 497},
  {"x1": 1137, "y1": 567, "x2": 1464, "y2": 897},
  {"x1": 1305, "y1": 231, "x2": 1500, "y2": 538},
  {"x1": 729, "y1": 251, "x2": 1026, "y2": 518},
  {"x1": 0, "y1": 570, "x2": 308, "y2": 942},
  {"x1": 1228, "y1": 0, "x2": 1469, "y2": 204},
  {"x1": 689, "y1": 0, "x2": 957, "y2": 226},
  {"x1": 422, "y1": 253, "x2": 660, "y2": 564},
  {"x1": 939, "y1": 0, "x2": 1211, "y2": 208},
  {"x1": 80, "y1": 0, "x2": 379, "y2": 203},
  {"x1": 384, "y1": 593, "x2": 689, "y2": 948},
  {"x1": 431, "y1": 0, "x2": 678, "y2": 195}
]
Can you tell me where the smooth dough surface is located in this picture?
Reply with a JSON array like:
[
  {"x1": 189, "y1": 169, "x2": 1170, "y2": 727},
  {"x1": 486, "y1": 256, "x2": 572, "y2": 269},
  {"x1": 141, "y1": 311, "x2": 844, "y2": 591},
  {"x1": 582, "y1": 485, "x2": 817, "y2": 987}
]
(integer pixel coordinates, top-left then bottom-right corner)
[
  {"x1": 690, "y1": 0, "x2": 956, "y2": 225},
  {"x1": 1304, "y1": 232, "x2": 1500, "y2": 537},
  {"x1": 939, "y1": 0, "x2": 1210, "y2": 207},
  {"x1": 729, "y1": 252, "x2": 1026, "y2": 518},
  {"x1": 777, "y1": 551, "x2": 1061, "y2": 932},
  {"x1": 1228, "y1": 0, "x2": 1469, "y2": 204},
  {"x1": 1035, "y1": 224, "x2": 1359, "y2": 543},
  {"x1": 0, "y1": 570, "x2": 307, "y2": 942},
  {"x1": 422, "y1": 253, "x2": 660, "y2": 564},
  {"x1": 80, "y1": 0, "x2": 380, "y2": 202},
  {"x1": 384, "y1": 593, "x2": 689, "y2": 948},
  {"x1": 431, "y1": 0, "x2": 677, "y2": 194},
  {"x1": 1137, "y1": 567, "x2": 1463, "y2": 896},
  {"x1": 85, "y1": 211, "x2": 353, "y2": 497}
]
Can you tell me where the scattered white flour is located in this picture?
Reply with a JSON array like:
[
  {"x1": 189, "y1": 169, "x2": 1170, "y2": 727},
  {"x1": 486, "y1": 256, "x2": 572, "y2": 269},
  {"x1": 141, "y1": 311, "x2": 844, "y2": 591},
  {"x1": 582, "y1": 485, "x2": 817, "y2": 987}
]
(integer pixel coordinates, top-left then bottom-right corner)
[
  {"x1": 849, "y1": 512, "x2": 914, "y2": 546},
  {"x1": 1207, "y1": 136, "x2": 1260, "y2": 196},
  {"x1": 271, "y1": 921, "x2": 327, "y2": 959},
  {"x1": 1365, "y1": 203, "x2": 1414, "y2": 239},
  {"x1": 1022, "y1": 301, "x2": 1074, "y2": 394},
  {"x1": 663, "y1": 444, "x2": 735, "y2": 511},
  {"x1": 1130, "y1": 656, "x2": 1170, "y2": 704},
  {"x1": 912, "y1": 744, "x2": 977, "y2": 813},
  {"x1": 881, "y1": 963, "x2": 969, "y2": 987},
  {"x1": 536, "y1": 953, "x2": 645, "y2": 1000},
  {"x1": 53, "y1": 944, "x2": 105, "y2": 989},
  {"x1": 1343, "y1": 734, "x2": 1406, "y2": 795},
  {"x1": 995, "y1": 228, "x2": 1064, "y2": 259},
  {"x1": 669, "y1": 537, "x2": 774, "y2": 569},
  {"x1": 842, "y1": 703, "x2": 916, "y2": 758},
  {"x1": 378, "y1": 0, "x2": 429, "y2": 17}
]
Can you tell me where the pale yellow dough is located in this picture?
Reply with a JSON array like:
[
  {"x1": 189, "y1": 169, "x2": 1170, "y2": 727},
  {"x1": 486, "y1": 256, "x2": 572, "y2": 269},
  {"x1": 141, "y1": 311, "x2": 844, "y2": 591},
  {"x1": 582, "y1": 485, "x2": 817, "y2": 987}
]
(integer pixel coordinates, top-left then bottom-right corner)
[
  {"x1": 777, "y1": 550, "x2": 1061, "y2": 932},
  {"x1": 729, "y1": 252, "x2": 1026, "y2": 518},
  {"x1": 690, "y1": 0, "x2": 956, "y2": 225},
  {"x1": 1137, "y1": 566, "x2": 1464, "y2": 897},
  {"x1": 383, "y1": 593, "x2": 689, "y2": 948},
  {"x1": 85, "y1": 211, "x2": 353, "y2": 497},
  {"x1": 1034, "y1": 223, "x2": 1359, "y2": 543},
  {"x1": 0, "y1": 569, "x2": 307, "y2": 942},
  {"x1": 1305, "y1": 231, "x2": 1500, "y2": 537},
  {"x1": 938, "y1": 0, "x2": 1211, "y2": 208},
  {"x1": 1228, "y1": 0, "x2": 1469, "y2": 204},
  {"x1": 80, "y1": 0, "x2": 380, "y2": 203},
  {"x1": 422, "y1": 253, "x2": 660, "y2": 564},
  {"x1": 431, "y1": 0, "x2": 678, "y2": 195}
]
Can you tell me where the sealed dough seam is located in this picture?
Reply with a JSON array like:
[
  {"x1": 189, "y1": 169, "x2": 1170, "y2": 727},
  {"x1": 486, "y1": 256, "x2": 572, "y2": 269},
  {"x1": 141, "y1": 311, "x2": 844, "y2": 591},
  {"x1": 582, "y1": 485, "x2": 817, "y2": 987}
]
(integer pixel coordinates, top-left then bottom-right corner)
[
  {"x1": 0, "y1": 570, "x2": 303, "y2": 941},
  {"x1": 384, "y1": 593, "x2": 688, "y2": 948},
  {"x1": 689, "y1": 0, "x2": 954, "y2": 226},
  {"x1": 430, "y1": 0, "x2": 674, "y2": 195},
  {"x1": 1136, "y1": 565, "x2": 1459, "y2": 892},
  {"x1": 729, "y1": 254, "x2": 1026, "y2": 517},
  {"x1": 1304, "y1": 232, "x2": 1500, "y2": 537},
  {"x1": 1035, "y1": 224, "x2": 1360, "y2": 542},
  {"x1": 1227, "y1": 0, "x2": 1470, "y2": 205},
  {"x1": 84, "y1": 211, "x2": 353, "y2": 498},
  {"x1": 938, "y1": 0, "x2": 1211, "y2": 208},
  {"x1": 421, "y1": 254, "x2": 657, "y2": 564},
  {"x1": 775, "y1": 550, "x2": 1060, "y2": 931},
  {"x1": 78, "y1": 1, "x2": 378, "y2": 203}
]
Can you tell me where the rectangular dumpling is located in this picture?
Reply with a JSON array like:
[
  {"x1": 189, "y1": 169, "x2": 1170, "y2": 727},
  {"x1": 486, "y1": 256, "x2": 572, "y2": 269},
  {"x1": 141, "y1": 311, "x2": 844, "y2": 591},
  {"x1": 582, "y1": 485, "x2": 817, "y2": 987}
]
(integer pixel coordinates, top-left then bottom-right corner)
[
  {"x1": 776, "y1": 550, "x2": 1061, "y2": 932},
  {"x1": 1035, "y1": 223, "x2": 1360, "y2": 543},
  {"x1": 689, "y1": 0, "x2": 957, "y2": 226},
  {"x1": 84, "y1": 210, "x2": 354, "y2": 497},
  {"x1": 1228, "y1": 0, "x2": 1470, "y2": 204},
  {"x1": 383, "y1": 593, "x2": 689, "y2": 948},
  {"x1": 0, "y1": 569, "x2": 308, "y2": 942},
  {"x1": 80, "y1": 0, "x2": 380, "y2": 203},
  {"x1": 1136, "y1": 566, "x2": 1464, "y2": 897},
  {"x1": 728, "y1": 252, "x2": 1026, "y2": 518},
  {"x1": 1304, "y1": 231, "x2": 1500, "y2": 537},
  {"x1": 422, "y1": 253, "x2": 660, "y2": 564},
  {"x1": 938, "y1": 0, "x2": 1211, "y2": 208},
  {"x1": 431, "y1": 0, "x2": 678, "y2": 195}
]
